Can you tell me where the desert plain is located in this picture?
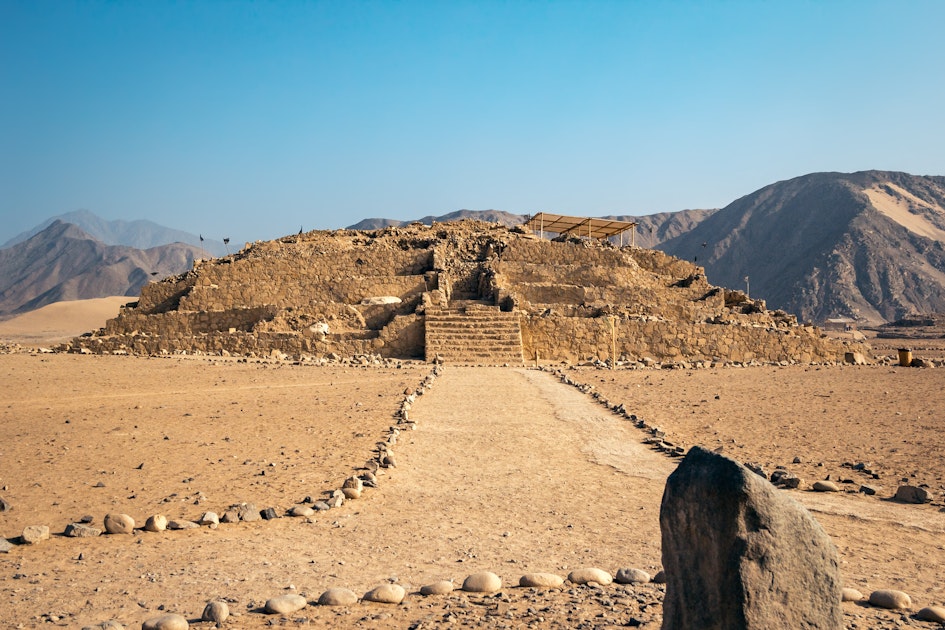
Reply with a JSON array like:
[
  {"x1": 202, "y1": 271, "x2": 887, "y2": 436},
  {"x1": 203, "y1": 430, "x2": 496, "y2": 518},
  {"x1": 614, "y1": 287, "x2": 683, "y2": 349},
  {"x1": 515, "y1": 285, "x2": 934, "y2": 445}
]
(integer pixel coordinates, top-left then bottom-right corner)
[{"x1": 1, "y1": 301, "x2": 945, "y2": 629}]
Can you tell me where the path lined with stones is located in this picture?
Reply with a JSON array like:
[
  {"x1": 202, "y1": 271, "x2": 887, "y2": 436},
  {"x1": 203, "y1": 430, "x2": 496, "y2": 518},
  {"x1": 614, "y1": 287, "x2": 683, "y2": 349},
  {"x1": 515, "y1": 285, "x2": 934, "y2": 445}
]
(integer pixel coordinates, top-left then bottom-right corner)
[{"x1": 6, "y1": 364, "x2": 945, "y2": 629}]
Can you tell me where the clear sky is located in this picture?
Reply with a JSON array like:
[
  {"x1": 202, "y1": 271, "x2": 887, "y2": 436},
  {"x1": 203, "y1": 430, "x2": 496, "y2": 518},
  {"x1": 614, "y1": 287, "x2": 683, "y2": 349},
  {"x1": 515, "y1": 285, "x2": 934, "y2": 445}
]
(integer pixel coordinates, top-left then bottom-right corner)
[{"x1": 2, "y1": 1, "x2": 943, "y2": 246}]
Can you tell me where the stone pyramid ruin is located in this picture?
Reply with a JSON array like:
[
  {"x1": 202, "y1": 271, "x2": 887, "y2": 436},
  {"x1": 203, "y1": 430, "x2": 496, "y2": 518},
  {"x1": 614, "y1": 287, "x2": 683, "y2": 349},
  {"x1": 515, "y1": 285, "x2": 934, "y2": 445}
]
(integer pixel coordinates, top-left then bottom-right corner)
[{"x1": 69, "y1": 220, "x2": 859, "y2": 364}]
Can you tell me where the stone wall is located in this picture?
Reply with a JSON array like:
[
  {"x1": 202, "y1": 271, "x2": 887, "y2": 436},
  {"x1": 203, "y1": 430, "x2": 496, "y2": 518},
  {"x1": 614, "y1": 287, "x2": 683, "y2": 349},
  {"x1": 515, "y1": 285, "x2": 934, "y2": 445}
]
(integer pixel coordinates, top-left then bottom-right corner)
[{"x1": 521, "y1": 315, "x2": 856, "y2": 364}]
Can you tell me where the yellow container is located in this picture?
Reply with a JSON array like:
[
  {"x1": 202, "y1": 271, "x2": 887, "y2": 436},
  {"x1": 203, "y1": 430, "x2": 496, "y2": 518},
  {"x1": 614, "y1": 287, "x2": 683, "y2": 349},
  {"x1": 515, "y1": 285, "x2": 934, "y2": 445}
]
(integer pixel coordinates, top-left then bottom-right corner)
[{"x1": 898, "y1": 348, "x2": 913, "y2": 367}]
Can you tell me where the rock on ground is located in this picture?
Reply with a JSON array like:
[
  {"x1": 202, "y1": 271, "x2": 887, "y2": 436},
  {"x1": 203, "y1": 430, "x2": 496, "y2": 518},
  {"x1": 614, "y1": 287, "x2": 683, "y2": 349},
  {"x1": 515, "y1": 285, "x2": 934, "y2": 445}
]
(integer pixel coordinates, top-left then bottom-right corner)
[
  {"x1": 660, "y1": 446, "x2": 843, "y2": 630},
  {"x1": 868, "y1": 589, "x2": 912, "y2": 610},
  {"x1": 615, "y1": 568, "x2": 651, "y2": 584},
  {"x1": 567, "y1": 568, "x2": 613, "y2": 586},
  {"x1": 317, "y1": 587, "x2": 359, "y2": 606},
  {"x1": 462, "y1": 572, "x2": 502, "y2": 593},
  {"x1": 144, "y1": 515, "x2": 167, "y2": 532},
  {"x1": 917, "y1": 606, "x2": 945, "y2": 622},
  {"x1": 21, "y1": 525, "x2": 50, "y2": 544},
  {"x1": 140, "y1": 613, "x2": 188, "y2": 630},
  {"x1": 420, "y1": 580, "x2": 455, "y2": 595},
  {"x1": 103, "y1": 513, "x2": 134, "y2": 534},
  {"x1": 894, "y1": 485, "x2": 932, "y2": 504},
  {"x1": 841, "y1": 587, "x2": 864, "y2": 602},
  {"x1": 363, "y1": 583, "x2": 406, "y2": 604},
  {"x1": 519, "y1": 573, "x2": 565, "y2": 588},
  {"x1": 264, "y1": 593, "x2": 307, "y2": 614},
  {"x1": 201, "y1": 600, "x2": 229, "y2": 623}
]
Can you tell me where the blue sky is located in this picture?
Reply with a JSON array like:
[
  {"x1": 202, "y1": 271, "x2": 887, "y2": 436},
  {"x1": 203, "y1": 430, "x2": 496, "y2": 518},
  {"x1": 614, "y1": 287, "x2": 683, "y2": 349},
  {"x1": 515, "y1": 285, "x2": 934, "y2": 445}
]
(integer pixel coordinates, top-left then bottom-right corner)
[{"x1": 2, "y1": 1, "x2": 943, "y2": 245}]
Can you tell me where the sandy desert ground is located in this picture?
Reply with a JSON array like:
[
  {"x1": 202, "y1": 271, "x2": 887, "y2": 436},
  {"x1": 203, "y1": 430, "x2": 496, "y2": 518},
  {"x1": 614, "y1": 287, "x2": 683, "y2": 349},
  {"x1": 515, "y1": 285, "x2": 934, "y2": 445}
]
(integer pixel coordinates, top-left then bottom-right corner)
[{"x1": 1, "y1": 302, "x2": 945, "y2": 629}]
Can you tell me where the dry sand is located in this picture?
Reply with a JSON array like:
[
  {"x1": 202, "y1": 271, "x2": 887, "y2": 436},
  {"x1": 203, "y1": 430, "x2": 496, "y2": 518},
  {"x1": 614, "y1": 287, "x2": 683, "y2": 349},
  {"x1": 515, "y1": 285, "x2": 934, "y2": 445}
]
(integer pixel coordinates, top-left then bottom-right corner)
[
  {"x1": 1, "y1": 354, "x2": 944, "y2": 629},
  {"x1": 0, "y1": 297, "x2": 129, "y2": 346},
  {"x1": 1, "y1": 301, "x2": 944, "y2": 628}
]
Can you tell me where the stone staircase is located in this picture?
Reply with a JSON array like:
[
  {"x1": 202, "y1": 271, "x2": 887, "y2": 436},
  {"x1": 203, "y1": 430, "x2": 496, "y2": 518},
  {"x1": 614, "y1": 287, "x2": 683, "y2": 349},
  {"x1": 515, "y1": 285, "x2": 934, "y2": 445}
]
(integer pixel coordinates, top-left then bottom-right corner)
[{"x1": 425, "y1": 302, "x2": 525, "y2": 364}]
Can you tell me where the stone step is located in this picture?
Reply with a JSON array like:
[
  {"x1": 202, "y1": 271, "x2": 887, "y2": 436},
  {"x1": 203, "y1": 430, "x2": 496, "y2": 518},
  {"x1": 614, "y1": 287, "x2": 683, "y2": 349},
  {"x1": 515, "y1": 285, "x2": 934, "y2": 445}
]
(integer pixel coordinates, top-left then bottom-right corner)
[{"x1": 424, "y1": 306, "x2": 524, "y2": 364}]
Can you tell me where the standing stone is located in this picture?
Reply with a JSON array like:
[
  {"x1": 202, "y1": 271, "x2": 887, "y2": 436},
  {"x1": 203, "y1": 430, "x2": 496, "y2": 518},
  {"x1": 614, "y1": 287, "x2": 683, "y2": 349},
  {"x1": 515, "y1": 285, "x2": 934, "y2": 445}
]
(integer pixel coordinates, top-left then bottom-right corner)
[
  {"x1": 104, "y1": 513, "x2": 135, "y2": 534},
  {"x1": 141, "y1": 613, "x2": 188, "y2": 630},
  {"x1": 21, "y1": 525, "x2": 50, "y2": 544},
  {"x1": 660, "y1": 446, "x2": 842, "y2": 630},
  {"x1": 201, "y1": 600, "x2": 229, "y2": 623}
]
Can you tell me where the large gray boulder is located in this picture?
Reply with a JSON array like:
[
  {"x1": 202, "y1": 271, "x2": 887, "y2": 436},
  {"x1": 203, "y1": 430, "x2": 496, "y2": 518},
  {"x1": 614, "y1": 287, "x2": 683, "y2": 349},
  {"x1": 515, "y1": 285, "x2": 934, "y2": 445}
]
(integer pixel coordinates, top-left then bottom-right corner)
[{"x1": 660, "y1": 446, "x2": 842, "y2": 630}]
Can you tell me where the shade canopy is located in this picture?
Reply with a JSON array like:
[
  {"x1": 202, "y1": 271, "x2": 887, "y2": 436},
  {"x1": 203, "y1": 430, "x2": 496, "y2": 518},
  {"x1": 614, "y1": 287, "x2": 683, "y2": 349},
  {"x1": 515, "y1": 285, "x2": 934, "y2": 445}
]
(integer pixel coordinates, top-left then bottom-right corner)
[{"x1": 524, "y1": 212, "x2": 637, "y2": 240}]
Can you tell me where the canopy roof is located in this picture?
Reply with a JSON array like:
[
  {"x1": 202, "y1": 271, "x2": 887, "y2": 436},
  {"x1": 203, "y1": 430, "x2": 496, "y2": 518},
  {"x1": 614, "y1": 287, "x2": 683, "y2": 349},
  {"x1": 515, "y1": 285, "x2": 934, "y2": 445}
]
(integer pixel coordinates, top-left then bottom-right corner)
[{"x1": 524, "y1": 212, "x2": 637, "y2": 240}]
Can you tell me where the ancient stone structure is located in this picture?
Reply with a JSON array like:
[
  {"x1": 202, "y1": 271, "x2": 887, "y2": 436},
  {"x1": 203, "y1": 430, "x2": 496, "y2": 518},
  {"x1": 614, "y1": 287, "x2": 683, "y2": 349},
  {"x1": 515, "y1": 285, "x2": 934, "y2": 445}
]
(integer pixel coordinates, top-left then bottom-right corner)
[
  {"x1": 68, "y1": 220, "x2": 862, "y2": 363},
  {"x1": 660, "y1": 446, "x2": 843, "y2": 630}
]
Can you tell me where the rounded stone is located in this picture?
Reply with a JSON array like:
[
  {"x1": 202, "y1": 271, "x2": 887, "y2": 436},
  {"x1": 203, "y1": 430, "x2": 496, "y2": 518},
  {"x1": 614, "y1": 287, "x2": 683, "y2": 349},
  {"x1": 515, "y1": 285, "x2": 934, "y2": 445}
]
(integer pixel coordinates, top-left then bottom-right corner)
[
  {"x1": 342, "y1": 487, "x2": 361, "y2": 500},
  {"x1": 651, "y1": 569, "x2": 666, "y2": 583},
  {"x1": 288, "y1": 505, "x2": 315, "y2": 517},
  {"x1": 363, "y1": 583, "x2": 406, "y2": 604},
  {"x1": 21, "y1": 525, "x2": 50, "y2": 544},
  {"x1": 841, "y1": 587, "x2": 864, "y2": 602},
  {"x1": 812, "y1": 480, "x2": 840, "y2": 493},
  {"x1": 568, "y1": 568, "x2": 613, "y2": 586},
  {"x1": 519, "y1": 573, "x2": 564, "y2": 588},
  {"x1": 144, "y1": 515, "x2": 168, "y2": 532},
  {"x1": 462, "y1": 571, "x2": 502, "y2": 593},
  {"x1": 141, "y1": 613, "x2": 188, "y2": 630},
  {"x1": 317, "y1": 587, "x2": 359, "y2": 606},
  {"x1": 104, "y1": 513, "x2": 135, "y2": 534},
  {"x1": 264, "y1": 593, "x2": 308, "y2": 614},
  {"x1": 100, "y1": 621, "x2": 124, "y2": 629},
  {"x1": 201, "y1": 600, "x2": 229, "y2": 623},
  {"x1": 420, "y1": 580, "x2": 455, "y2": 596},
  {"x1": 615, "y1": 568, "x2": 651, "y2": 584},
  {"x1": 917, "y1": 606, "x2": 945, "y2": 623},
  {"x1": 868, "y1": 589, "x2": 912, "y2": 610}
]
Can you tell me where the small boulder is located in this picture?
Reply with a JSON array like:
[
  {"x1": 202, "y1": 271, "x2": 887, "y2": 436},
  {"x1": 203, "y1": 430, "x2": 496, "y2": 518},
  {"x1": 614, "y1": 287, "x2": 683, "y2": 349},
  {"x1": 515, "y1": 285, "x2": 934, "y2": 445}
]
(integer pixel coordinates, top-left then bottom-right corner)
[
  {"x1": 894, "y1": 485, "x2": 932, "y2": 504},
  {"x1": 363, "y1": 583, "x2": 406, "y2": 604},
  {"x1": 841, "y1": 587, "x2": 864, "y2": 602},
  {"x1": 568, "y1": 568, "x2": 613, "y2": 586},
  {"x1": 260, "y1": 507, "x2": 278, "y2": 520},
  {"x1": 519, "y1": 573, "x2": 564, "y2": 588},
  {"x1": 651, "y1": 569, "x2": 666, "y2": 584},
  {"x1": 167, "y1": 519, "x2": 199, "y2": 530},
  {"x1": 0, "y1": 496, "x2": 10, "y2": 512},
  {"x1": 144, "y1": 515, "x2": 168, "y2": 532},
  {"x1": 917, "y1": 606, "x2": 945, "y2": 623},
  {"x1": 420, "y1": 580, "x2": 455, "y2": 595},
  {"x1": 812, "y1": 480, "x2": 840, "y2": 492},
  {"x1": 264, "y1": 593, "x2": 307, "y2": 614},
  {"x1": 317, "y1": 587, "x2": 359, "y2": 606},
  {"x1": 65, "y1": 523, "x2": 101, "y2": 538},
  {"x1": 104, "y1": 513, "x2": 135, "y2": 534},
  {"x1": 462, "y1": 571, "x2": 502, "y2": 593},
  {"x1": 141, "y1": 614, "x2": 188, "y2": 630},
  {"x1": 868, "y1": 589, "x2": 911, "y2": 610},
  {"x1": 236, "y1": 503, "x2": 261, "y2": 522},
  {"x1": 342, "y1": 487, "x2": 361, "y2": 500},
  {"x1": 201, "y1": 600, "x2": 229, "y2": 623},
  {"x1": 615, "y1": 568, "x2": 651, "y2": 584},
  {"x1": 220, "y1": 510, "x2": 240, "y2": 523},
  {"x1": 288, "y1": 505, "x2": 315, "y2": 517},
  {"x1": 0, "y1": 538, "x2": 13, "y2": 553},
  {"x1": 198, "y1": 512, "x2": 219, "y2": 526},
  {"x1": 21, "y1": 525, "x2": 50, "y2": 545}
]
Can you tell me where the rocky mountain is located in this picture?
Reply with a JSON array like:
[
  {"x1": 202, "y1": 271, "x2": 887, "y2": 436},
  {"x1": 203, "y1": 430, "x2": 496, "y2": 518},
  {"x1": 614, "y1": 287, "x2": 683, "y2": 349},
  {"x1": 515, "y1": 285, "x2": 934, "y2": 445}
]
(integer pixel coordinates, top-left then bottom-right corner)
[
  {"x1": 659, "y1": 171, "x2": 945, "y2": 325},
  {"x1": 3, "y1": 209, "x2": 228, "y2": 257},
  {"x1": 0, "y1": 221, "x2": 205, "y2": 319}
]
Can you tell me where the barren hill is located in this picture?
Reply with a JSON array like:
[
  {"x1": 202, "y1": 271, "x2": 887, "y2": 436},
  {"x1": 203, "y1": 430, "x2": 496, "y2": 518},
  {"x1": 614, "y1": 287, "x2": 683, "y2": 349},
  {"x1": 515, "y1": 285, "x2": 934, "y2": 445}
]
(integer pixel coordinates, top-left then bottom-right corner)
[
  {"x1": 0, "y1": 221, "x2": 205, "y2": 318},
  {"x1": 659, "y1": 171, "x2": 945, "y2": 325},
  {"x1": 2, "y1": 209, "x2": 228, "y2": 257}
]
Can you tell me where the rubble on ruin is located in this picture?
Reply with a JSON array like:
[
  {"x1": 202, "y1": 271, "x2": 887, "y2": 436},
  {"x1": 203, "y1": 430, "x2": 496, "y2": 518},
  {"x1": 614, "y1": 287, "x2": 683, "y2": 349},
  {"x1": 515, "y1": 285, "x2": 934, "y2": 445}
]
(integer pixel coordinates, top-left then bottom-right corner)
[{"x1": 66, "y1": 220, "x2": 866, "y2": 364}]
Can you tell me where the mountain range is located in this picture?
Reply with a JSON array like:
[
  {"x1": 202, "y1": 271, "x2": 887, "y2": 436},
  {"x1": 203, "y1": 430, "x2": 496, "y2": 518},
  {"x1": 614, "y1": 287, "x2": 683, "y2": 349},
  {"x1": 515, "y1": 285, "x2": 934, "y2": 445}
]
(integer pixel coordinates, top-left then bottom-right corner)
[
  {"x1": 3, "y1": 209, "x2": 229, "y2": 257},
  {"x1": 2, "y1": 170, "x2": 943, "y2": 325},
  {"x1": 0, "y1": 221, "x2": 206, "y2": 319}
]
